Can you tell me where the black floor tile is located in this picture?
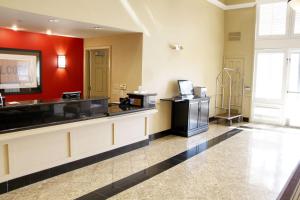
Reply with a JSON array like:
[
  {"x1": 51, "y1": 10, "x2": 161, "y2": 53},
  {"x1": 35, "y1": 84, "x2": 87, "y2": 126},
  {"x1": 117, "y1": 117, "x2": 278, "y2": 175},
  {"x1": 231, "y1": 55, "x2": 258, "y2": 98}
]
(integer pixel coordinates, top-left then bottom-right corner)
[
  {"x1": 93, "y1": 183, "x2": 124, "y2": 198},
  {"x1": 164, "y1": 157, "x2": 184, "y2": 166},
  {"x1": 171, "y1": 146, "x2": 199, "y2": 161},
  {"x1": 113, "y1": 171, "x2": 148, "y2": 189},
  {"x1": 239, "y1": 125, "x2": 254, "y2": 129},
  {"x1": 76, "y1": 128, "x2": 243, "y2": 199},
  {"x1": 196, "y1": 142, "x2": 209, "y2": 153},
  {"x1": 146, "y1": 161, "x2": 174, "y2": 177},
  {"x1": 77, "y1": 192, "x2": 107, "y2": 200}
]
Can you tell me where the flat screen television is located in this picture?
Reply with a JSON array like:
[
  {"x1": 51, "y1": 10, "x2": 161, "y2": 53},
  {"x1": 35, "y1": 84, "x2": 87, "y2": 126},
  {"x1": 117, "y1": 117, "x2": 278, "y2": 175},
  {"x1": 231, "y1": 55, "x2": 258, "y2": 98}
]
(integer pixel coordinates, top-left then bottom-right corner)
[{"x1": 178, "y1": 80, "x2": 194, "y2": 96}]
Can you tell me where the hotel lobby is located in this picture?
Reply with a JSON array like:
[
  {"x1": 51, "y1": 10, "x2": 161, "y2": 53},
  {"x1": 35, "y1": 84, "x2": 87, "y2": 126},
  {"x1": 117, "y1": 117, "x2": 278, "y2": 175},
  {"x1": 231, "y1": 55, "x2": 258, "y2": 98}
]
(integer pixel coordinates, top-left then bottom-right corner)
[{"x1": 0, "y1": 0, "x2": 299, "y2": 199}]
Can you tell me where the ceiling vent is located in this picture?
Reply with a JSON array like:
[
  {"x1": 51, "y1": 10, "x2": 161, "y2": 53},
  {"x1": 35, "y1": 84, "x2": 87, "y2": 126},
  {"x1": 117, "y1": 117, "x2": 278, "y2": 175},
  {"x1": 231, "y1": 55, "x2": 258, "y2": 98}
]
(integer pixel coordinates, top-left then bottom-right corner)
[{"x1": 228, "y1": 32, "x2": 241, "y2": 41}]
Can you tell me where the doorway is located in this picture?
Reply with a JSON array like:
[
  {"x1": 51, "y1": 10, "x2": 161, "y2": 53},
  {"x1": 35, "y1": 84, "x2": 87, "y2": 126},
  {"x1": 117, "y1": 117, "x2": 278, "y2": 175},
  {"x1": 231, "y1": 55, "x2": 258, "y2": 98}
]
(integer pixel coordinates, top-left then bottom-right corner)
[
  {"x1": 85, "y1": 48, "x2": 111, "y2": 99},
  {"x1": 252, "y1": 49, "x2": 300, "y2": 127},
  {"x1": 286, "y1": 50, "x2": 300, "y2": 127}
]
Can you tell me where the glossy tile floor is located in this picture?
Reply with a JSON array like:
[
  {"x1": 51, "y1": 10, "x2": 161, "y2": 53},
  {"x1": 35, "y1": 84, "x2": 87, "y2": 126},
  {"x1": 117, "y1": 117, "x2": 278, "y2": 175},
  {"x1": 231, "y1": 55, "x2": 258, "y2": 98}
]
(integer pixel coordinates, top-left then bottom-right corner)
[{"x1": 0, "y1": 123, "x2": 300, "y2": 200}]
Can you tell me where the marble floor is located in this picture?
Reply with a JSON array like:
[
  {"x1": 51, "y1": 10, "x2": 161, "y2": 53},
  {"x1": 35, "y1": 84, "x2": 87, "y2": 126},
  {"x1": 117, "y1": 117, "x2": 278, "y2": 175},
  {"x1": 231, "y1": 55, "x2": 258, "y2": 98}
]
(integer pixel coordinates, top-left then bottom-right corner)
[{"x1": 0, "y1": 123, "x2": 299, "y2": 200}]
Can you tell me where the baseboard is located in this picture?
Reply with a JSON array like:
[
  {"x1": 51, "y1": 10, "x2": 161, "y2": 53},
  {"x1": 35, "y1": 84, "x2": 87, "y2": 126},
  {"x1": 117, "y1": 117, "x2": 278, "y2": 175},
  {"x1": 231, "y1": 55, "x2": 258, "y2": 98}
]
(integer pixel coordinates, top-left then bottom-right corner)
[
  {"x1": 209, "y1": 117, "x2": 217, "y2": 122},
  {"x1": 243, "y1": 117, "x2": 249, "y2": 122},
  {"x1": 171, "y1": 126, "x2": 208, "y2": 137},
  {"x1": 149, "y1": 129, "x2": 172, "y2": 141},
  {"x1": 0, "y1": 139, "x2": 149, "y2": 195},
  {"x1": 277, "y1": 161, "x2": 300, "y2": 200},
  {"x1": 209, "y1": 116, "x2": 249, "y2": 123}
]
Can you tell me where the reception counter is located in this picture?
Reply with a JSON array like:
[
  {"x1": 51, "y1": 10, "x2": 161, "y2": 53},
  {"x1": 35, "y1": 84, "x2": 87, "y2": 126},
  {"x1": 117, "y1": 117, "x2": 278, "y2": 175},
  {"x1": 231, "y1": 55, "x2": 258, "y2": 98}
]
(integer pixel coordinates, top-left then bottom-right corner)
[
  {"x1": 0, "y1": 98, "x2": 157, "y2": 193},
  {"x1": 0, "y1": 98, "x2": 153, "y2": 134}
]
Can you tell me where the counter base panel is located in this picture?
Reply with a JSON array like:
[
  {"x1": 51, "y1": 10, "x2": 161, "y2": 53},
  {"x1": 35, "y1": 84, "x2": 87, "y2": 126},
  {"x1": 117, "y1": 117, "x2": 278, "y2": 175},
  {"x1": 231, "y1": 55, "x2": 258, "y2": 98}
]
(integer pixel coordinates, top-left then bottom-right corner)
[
  {"x1": 0, "y1": 139, "x2": 149, "y2": 194},
  {"x1": 0, "y1": 109, "x2": 157, "y2": 194}
]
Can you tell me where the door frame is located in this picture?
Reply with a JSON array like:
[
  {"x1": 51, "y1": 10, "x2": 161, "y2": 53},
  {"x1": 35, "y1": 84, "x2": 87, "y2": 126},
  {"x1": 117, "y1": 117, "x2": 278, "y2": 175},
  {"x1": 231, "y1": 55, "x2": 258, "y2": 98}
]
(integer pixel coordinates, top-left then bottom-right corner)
[
  {"x1": 251, "y1": 49, "x2": 288, "y2": 125},
  {"x1": 84, "y1": 46, "x2": 112, "y2": 99},
  {"x1": 285, "y1": 48, "x2": 300, "y2": 127}
]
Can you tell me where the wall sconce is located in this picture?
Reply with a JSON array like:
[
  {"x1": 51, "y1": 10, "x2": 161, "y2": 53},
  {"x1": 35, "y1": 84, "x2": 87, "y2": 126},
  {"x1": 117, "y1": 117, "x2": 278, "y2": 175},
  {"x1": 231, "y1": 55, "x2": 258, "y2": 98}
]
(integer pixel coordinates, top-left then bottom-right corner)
[
  {"x1": 169, "y1": 44, "x2": 184, "y2": 51},
  {"x1": 58, "y1": 55, "x2": 66, "y2": 68}
]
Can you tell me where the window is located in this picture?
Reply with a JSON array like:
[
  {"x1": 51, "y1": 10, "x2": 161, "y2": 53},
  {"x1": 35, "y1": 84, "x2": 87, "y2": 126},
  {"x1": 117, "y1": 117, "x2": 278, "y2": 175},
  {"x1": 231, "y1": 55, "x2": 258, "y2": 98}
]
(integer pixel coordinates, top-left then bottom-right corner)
[
  {"x1": 252, "y1": 51, "x2": 286, "y2": 125},
  {"x1": 258, "y1": 1, "x2": 288, "y2": 36},
  {"x1": 286, "y1": 52, "x2": 300, "y2": 126},
  {"x1": 288, "y1": 53, "x2": 300, "y2": 91},
  {"x1": 254, "y1": 1, "x2": 300, "y2": 126},
  {"x1": 255, "y1": 52, "x2": 285, "y2": 100},
  {"x1": 294, "y1": 11, "x2": 300, "y2": 34}
]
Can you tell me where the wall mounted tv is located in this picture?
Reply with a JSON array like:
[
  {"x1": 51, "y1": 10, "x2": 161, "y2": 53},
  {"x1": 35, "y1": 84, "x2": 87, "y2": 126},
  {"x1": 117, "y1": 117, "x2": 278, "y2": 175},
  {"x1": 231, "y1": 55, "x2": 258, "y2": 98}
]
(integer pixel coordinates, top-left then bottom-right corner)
[{"x1": 0, "y1": 48, "x2": 41, "y2": 94}]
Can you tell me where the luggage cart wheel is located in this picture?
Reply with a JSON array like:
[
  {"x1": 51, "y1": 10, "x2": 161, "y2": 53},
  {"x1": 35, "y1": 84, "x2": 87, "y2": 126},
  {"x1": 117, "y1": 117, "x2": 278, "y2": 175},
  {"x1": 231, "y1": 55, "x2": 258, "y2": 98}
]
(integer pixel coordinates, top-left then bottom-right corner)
[
  {"x1": 227, "y1": 120, "x2": 232, "y2": 126},
  {"x1": 238, "y1": 116, "x2": 243, "y2": 123}
]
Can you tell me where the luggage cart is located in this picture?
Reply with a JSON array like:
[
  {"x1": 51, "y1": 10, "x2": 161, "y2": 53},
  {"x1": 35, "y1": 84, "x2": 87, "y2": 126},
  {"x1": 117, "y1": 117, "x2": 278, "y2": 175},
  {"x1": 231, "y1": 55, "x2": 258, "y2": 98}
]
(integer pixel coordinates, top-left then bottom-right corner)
[{"x1": 215, "y1": 68, "x2": 244, "y2": 126}]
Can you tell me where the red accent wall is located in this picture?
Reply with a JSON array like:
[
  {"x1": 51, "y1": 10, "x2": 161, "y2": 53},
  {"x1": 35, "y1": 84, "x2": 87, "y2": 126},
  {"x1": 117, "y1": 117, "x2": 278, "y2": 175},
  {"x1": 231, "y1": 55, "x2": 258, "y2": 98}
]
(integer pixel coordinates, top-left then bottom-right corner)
[{"x1": 0, "y1": 27, "x2": 83, "y2": 101}]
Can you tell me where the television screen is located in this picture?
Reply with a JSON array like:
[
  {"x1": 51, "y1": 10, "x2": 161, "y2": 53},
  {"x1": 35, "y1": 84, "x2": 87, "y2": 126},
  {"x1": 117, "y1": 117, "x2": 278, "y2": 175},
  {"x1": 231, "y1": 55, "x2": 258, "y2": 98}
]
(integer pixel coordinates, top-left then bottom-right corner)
[{"x1": 178, "y1": 80, "x2": 194, "y2": 96}]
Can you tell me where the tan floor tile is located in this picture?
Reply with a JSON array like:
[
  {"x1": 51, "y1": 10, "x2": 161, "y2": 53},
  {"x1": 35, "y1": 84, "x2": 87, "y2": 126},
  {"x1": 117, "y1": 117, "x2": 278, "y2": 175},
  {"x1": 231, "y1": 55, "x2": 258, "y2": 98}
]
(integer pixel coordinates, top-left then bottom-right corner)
[{"x1": 1, "y1": 123, "x2": 298, "y2": 200}]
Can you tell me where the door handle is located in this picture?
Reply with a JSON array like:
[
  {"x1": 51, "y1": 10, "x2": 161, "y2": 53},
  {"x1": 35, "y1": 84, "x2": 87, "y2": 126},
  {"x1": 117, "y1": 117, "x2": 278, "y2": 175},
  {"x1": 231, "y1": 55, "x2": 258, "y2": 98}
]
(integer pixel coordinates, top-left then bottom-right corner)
[{"x1": 287, "y1": 91, "x2": 300, "y2": 94}]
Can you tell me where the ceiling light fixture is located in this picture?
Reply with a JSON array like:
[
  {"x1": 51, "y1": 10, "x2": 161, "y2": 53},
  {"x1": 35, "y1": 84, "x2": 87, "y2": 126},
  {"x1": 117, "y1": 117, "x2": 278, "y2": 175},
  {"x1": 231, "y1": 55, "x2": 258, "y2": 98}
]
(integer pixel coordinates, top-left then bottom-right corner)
[
  {"x1": 92, "y1": 26, "x2": 103, "y2": 30},
  {"x1": 289, "y1": 0, "x2": 300, "y2": 11},
  {"x1": 11, "y1": 25, "x2": 18, "y2": 31},
  {"x1": 49, "y1": 19, "x2": 59, "y2": 23},
  {"x1": 46, "y1": 30, "x2": 52, "y2": 35}
]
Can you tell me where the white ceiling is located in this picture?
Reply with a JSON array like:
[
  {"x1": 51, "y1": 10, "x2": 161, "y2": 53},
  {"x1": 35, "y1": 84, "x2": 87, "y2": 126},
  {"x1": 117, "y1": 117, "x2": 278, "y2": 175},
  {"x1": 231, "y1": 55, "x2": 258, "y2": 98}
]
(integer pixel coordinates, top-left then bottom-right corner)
[{"x1": 0, "y1": 6, "x2": 134, "y2": 38}]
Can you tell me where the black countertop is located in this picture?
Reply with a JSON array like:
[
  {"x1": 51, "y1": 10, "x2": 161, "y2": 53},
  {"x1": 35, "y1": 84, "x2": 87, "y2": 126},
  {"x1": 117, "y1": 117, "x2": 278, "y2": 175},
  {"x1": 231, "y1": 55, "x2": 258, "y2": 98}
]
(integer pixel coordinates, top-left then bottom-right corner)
[
  {"x1": 107, "y1": 104, "x2": 153, "y2": 116},
  {"x1": 1, "y1": 97, "x2": 109, "y2": 109},
  {"x1": 160, "y1": 96, "x2": 210, "y2": 102},
  {"x1": 0, "y1": 99, "x2": 155, "y2": 135}
]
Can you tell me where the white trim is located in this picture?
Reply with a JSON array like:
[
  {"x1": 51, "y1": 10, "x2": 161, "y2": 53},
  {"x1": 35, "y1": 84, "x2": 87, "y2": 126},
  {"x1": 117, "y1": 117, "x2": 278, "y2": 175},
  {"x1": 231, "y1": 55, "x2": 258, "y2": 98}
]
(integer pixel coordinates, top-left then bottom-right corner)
[
  {"x1": 226, "y1": 2, "x2": 257, "y2": 10},
  {"x1": 207, "y1": 0, "x2": 227, "y2": 10},
  {"x1": 206, "y1": 0, "x2": 256, "y2": 10}
]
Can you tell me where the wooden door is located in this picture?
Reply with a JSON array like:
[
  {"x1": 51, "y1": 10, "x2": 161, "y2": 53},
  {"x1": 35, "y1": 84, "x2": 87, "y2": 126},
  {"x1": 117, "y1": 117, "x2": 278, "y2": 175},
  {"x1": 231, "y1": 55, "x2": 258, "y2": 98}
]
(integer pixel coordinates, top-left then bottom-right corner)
[{"x1": 90, "y1": 49, "x2": 109, "y2": 97}]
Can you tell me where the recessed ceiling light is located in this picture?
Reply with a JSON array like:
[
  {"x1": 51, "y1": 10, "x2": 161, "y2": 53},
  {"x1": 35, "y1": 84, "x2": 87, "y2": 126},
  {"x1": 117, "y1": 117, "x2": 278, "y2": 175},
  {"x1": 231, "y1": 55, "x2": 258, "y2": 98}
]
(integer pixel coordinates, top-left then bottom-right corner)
[
  {"x1": 49, "y1": 19, "x2": 59, "y2": 23},
  {"x1": 92, "y1": 26, "x2": 103, "y2": 30},
  {"x1": 11, "y1": 25, "x2": 18, "y2": 31},
  {"x1": 46, "y1": 29, "x2": 52, "y2": 35}
]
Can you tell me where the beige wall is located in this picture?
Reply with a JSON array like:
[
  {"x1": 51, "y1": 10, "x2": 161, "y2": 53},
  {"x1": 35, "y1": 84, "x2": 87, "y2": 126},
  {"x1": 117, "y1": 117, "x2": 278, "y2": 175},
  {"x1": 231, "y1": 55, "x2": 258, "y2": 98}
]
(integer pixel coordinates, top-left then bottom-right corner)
[
  {"x1": 224, "y1": 7, "x2": 256, "y2": 117},
  {"x1": 140, "y1": 1, "x2": 224, "y2": 133},
  {"x1": 0, "y1": 0, "x2": 225, "y2": 134},
  {"x1": 84, "y1": 33, "x2": 143, "y2": 102}
]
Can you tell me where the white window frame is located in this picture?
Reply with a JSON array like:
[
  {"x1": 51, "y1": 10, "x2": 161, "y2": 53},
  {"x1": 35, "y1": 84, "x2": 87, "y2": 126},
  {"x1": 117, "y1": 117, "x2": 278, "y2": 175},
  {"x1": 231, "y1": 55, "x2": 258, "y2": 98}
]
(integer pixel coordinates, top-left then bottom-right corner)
[
  {"x1": 290, "y1": 9, "x2": 300, "y2": 38},
  {"x1": 251, "y1": 49, "x2": 288, "y2": 125},
  {"x1": 284, "y1": 49, "x2": 300, "y2": 126},
  {"x1": 252, "y1": 49, "x2": 288, "y2": 105},
  {"x1": 253, "y1": 0, "x2": 300, "y2": 125},
  {"x1": 256, "y1": 0, "x2": 292, "y2": 40}
]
